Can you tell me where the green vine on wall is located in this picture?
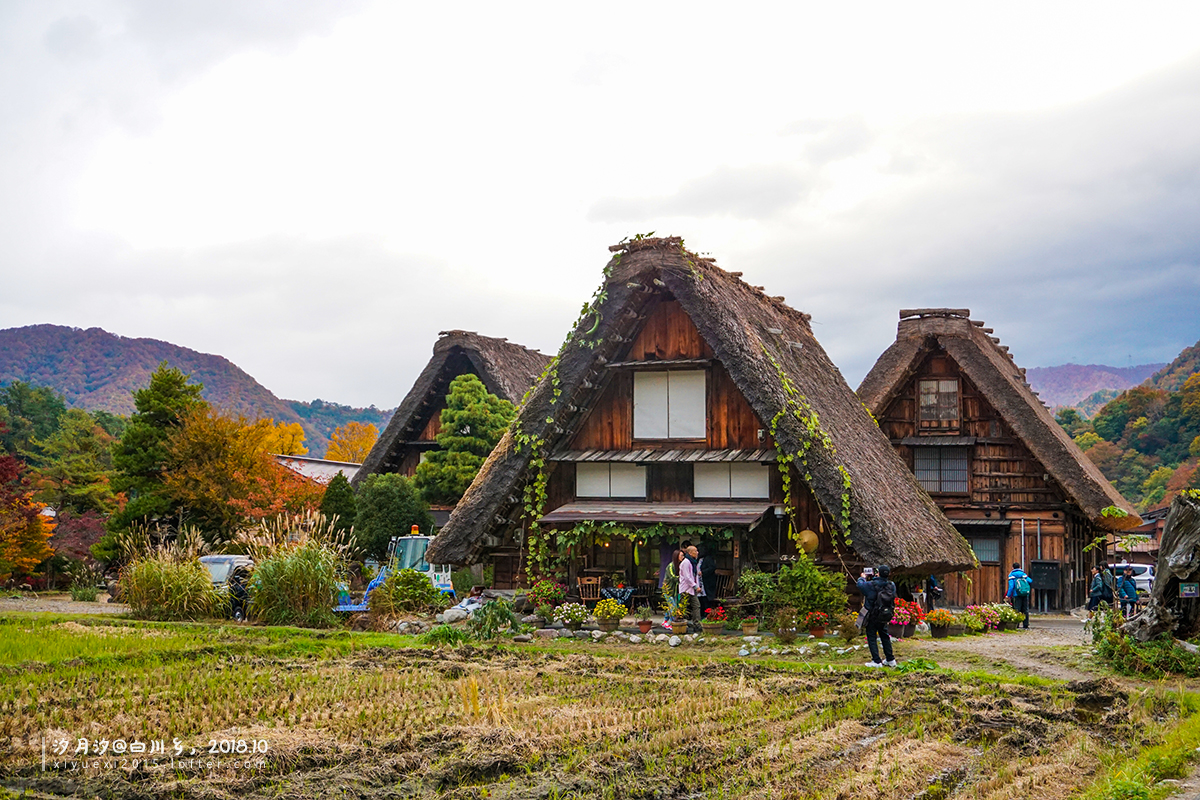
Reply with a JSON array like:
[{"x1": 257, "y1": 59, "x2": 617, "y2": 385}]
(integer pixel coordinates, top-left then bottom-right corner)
[{"x1": 762, "y1": 344, "x2": 853, "y2": 552}]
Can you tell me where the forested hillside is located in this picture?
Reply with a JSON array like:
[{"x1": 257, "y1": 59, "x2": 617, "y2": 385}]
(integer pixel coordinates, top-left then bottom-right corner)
[
  {"x1": 1056, "y1": 337, "x2": 1200, "y2": 511},
  {"x1": 1025, "y1": 362, "x2": 1163, "y2": 409},
  {"x1": 0, "y1": 325, "x2": 390, "y2": 455}
]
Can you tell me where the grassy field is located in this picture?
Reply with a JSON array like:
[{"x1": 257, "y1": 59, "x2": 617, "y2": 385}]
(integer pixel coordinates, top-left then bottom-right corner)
[{"x1": 3, "y1": 614, "x2": 1200, "y2": 800}]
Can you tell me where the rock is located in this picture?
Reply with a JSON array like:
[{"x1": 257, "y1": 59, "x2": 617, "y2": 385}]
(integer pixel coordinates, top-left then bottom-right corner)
[
  {"x1": 591, "y1": 630, "x2": 605, "y2": 641},
  {"x1": 768, "y1": 648, "x2": 779, "y2": 655},
  {"x1": 668, "y1": 636, "x2": 682, "y2": 647},
  {"x1": 512, "y1": 634, "x2": 533, "y2": 643},
  {"x1": 738, "y1": 648, "x2": 750, "y2": 657},
  {"x1": 817, "y1": 642, "x2": 830, "y2": 649},
  {"x1": 441, "y1": 608, "x2": 468, "y2": 624},
  {"x1": 655, "y1": 634, "x2": 669, "y2": 643},
  {"x1": 521, "y1": 614, "x2": 541, "y2": 624},
  {"x1": 534, "y1": 628, "x2": 557, "y2": 639},
  {"x1": 629, "y1": 635, "x2": 643, "y2": 644},
  {"x1": 557, "y1": 629, "x2": 575, "y2": 639},
  {"x1": 574, "y1": 630, "x2": 591, "y2": 640}
]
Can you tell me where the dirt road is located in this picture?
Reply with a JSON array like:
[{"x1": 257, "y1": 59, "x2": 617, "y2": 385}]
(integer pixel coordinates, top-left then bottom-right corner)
[
  {"x1": 902, "y1": 614, "x2": 1095, "y2": 681},
  {"x1": 1, "y1": 593, "x2": 129, "y2": 615}
]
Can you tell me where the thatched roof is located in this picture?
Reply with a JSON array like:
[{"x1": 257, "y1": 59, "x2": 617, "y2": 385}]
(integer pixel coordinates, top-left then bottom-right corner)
[
  {"x1": 857, "y1": 309, "x2": 1141, "y2": 529},
  {"x1": 426, "y1": 237, "x2": 976, "y2": 573},
  {"x1": 353, "y1": 331, "x2": 550, "y2": 485}
]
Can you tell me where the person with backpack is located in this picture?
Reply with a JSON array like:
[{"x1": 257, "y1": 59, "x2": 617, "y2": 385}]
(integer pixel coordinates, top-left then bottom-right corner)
[
  {"x1": 1117, "y1": 566, "x2": 1139, "y2": 617},
  {"x1": 1087, "y1": 565, "x2": 1114, "y2": 614},
  {"x1": 1005, "y1": 562, "x2": 1032, "y2": 629},
  {"x1": 857, "y1": 564, "x2": 897, "y2": 668}
]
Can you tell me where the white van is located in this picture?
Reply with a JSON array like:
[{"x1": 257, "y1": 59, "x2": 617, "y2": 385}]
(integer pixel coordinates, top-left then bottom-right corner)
[{"x1": 1109, "y1": 562, "x2": 1154, "y2": 596}]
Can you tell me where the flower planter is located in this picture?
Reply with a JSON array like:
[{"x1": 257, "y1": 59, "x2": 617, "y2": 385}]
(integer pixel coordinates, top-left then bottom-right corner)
[
  {"x1": 741, "y1": 622, "x2": 759, "y2": 635},
  {"x1": 887, "y1": 623, "x2": 905, "y2": 639},
  {"x1": 930, "y1": 625, "x2": 951, "y2": 639},
  {"x1": 671, "y1": 621, "x2": 689, "y2": 634},
  {"x1": 999, "y1": 620, "x2": 1014, "y2": 632},
  {"x1": 637, "y1": 620, "x2": 653, "y2": 634},
  {"x1": 596, "y1": 618, "x2": 620, "y2": 633},
  {"x1": 808, "y1": 627, "x2": 826, "y2": 639},
  {"x1": 566, "y1": 621, "x2": 582, "y2": 632},
  {"x1": 701, "y1": 622, "x2": 724, "y2": 636},
  {"x1": 904, "y1": 623, "x2": 917, "y2": 638},
  {"x1": 948, "y1": 625, "x2": 965, "y2": 637}
]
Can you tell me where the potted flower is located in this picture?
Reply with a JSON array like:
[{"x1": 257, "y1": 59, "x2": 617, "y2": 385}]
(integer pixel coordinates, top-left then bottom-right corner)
[
  {"x1": 527, "y1": 578, "x2": 567, "y2": 609},
  {"x1": 801, "y1": 611, "x2": 830, "y2": 638},
  {"x1": 634, "y1": 605, "x2": 654, "y2": 635},
  {"x1": 741, "y1": 616, "x2": 759, "y2": 635},
  {"x1": 896, "y1": 599, "x2": 925, "y2": 638},
  {"x1": 927, "y1": 608, "x2": 955, "y2": 638},
  {"x1": 996, "y1": 603, "x2": 1024, "y2": 631},
  {"x1": 702, "y1": 606, "x2": 728, "y2": 635},
  {"x1": 966, "y1": 604, "x2": 1001, "y2": 632},
  {"x1": 554, "y1": 602, "x2": 588, "y2": 631},
  {"x1": 664, "y1": 595, "x2": 689, "y2": 633},
  {"x1": 534, "y1": 604, "x2": 555, "y2": 628},
  {"x1": 593, "y1": 597, "x2": 628, "y2": 633},
  {"x1": 774, "y1": 607, "x2": 799, "y2": 645},
  {"x1": 888, "y1": 603, "x2": 911, "y2": 639}
]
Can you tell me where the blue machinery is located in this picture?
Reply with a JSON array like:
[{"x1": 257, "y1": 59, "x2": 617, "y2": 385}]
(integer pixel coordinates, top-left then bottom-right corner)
[{"x1": 334, "y1": 533, "x2": 456, "y2": 612}]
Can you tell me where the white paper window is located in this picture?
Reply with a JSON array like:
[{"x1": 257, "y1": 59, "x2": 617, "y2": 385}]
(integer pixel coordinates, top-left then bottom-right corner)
[
  {"x1": 575, "y1": 462, "x2": 646, "y2": 498},
  {"x1": 694, "y1": 462, "x2": 770, "y2": 499},
  {"x1": 634, "y1": 370, "x2": 706, "y2": 439}
]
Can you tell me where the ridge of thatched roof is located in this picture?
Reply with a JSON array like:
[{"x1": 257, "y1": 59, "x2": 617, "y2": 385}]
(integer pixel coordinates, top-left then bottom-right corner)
[
  {"x1": 857, "y1": 308, "x2": 1141, "y2": 530},
  {"x1": 426, "y1": 238, "x2": 975, "y2": 573},
  {"x1": 353, "y1": 331, "x2": 550, "y2": 485}
]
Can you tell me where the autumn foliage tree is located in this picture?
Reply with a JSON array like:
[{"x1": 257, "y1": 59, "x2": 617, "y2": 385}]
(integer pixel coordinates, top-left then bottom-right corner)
[
  {"x1": 414, "y1": 374, "x2": 515, "y2": 506},
  {"x1": 0, "y1": 446, "x2": 54, "y2": 583},
  {"x1": 261, "y1": 421, "x2": 307, "y2": 456},
  {"x1": 325, "y1": 422, "x2": 377, "y2": 462},
  {"x1": 163, "y1": 408, "x2": 322, "y2": 543}
]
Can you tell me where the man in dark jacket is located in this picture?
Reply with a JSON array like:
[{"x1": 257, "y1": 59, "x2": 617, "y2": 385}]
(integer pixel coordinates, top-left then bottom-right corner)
[
  {"x1": 1006, "y1": 562, "x2": 1031, "y2": 629},
  {"x1": 1117, "y1": 566, "x2": 1140, "y2": 617},
  {"x1": 857, "y1": 565, "x2": 897, "y2": 668}
]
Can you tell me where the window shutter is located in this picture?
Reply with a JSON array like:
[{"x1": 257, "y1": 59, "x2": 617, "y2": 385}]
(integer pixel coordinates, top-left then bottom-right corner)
[
  {"x1": 730, "y1": 463, "x2": 770, "y2": 498},
  {"x1": 633, "y1": 372, "x2": 669, "y2": 439},
  {"x1": 667, "y1": 371, "x2": 707, "y2": 439},
  {"x1": 576, "y1": 462, "x2": 611, "y2": 497},
  {"x1": 693, "y1": 463, "x2": 731, "y2": 498}
]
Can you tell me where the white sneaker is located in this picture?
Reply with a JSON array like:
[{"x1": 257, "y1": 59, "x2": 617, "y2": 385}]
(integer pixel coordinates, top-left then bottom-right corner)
[
  {"x1": 864, "y1": 660, "x2": 883, "y2": 668},
  {"x1": 883, "y1": 659, "x2": 898, "y2": 668}
]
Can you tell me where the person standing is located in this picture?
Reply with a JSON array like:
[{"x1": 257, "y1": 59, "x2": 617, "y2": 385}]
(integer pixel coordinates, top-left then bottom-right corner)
[
  {"x1": 662, "y1": 550, "x2": 683, "y2": 625},
  {"x1": 1087, "y1": 565, "x2": 1105, "y2": 614},
  {"x1": 679, "y1": 545, "x2": 703, "y2": 634},
  {"x1": 1118, "y1": 566, "x2": 1140, "y2": 617},
  {"x1": 924, "y1": 574, "x2": 944, "y2": 613},
  {"x1": 857, "y1": 564, "x2": 897, "y2": 668},
  {"x1": 1006, "y1": 562, "x2": 1031, "y2": 629}
]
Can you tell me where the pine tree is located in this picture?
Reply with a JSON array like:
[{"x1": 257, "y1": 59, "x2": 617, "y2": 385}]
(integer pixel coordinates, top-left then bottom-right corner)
[
  {"x1": 414, "y1": 374, "x2": 515, "y2": 506},
  {"x1": 106, "y1": 363, "x2": 206, "y2": 535},
  {"x1": 353, "y1": 473, "x2": 433, "y2": 560},
  {"x1": 320, "y1": 471, "x2": 357, "y2": 534}
]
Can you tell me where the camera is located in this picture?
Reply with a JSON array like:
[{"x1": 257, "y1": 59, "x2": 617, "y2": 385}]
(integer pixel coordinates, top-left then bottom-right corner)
[{"x1": 863, "y1": 567, "x2": 875, "y2": 578}]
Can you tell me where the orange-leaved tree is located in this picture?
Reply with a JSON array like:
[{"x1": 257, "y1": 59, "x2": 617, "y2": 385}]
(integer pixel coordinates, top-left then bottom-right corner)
[
  {"x1": 325, "y1": 422, "x2": 378, "y2": 463},
  {"x1": 0, "y1": 451, "x2": 54, "y2": 583},
  {"x1": 261, "y1": 421, "x2": 308, "y2": 456},
  {"x1": 163, "y1": 408, "x2": 321, "y2": 543}
]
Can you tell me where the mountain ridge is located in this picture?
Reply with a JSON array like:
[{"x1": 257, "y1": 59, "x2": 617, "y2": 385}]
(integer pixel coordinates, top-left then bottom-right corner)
[
  {"x1": 1025, "y1": 362, "x2": 1165, "y2": 409},
  {"x1": 0, "y1": 324, "x2": 390, "y2": 456}
]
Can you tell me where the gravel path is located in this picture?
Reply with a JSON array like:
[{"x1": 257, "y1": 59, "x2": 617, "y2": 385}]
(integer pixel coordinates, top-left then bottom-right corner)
[
  {"x1": 901, "y1": 614, "x2": 1095, "y2": 681},
  {"x1": 1, "y1": 594, "x2": 130, "y2": 615}
]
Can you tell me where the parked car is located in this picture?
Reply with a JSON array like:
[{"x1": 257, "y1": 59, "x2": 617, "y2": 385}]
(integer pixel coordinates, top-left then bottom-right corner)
[
  {"x1": 199, "y1": 555, "x2": 254, "y2": 620},
  {"x1": 1109, "y1": 562, "x2": 1154, "y2": 596}
]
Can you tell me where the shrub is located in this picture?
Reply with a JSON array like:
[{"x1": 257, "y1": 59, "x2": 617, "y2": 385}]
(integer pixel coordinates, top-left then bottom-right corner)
[
  {"x1": 736, "y1": 569, "x2": 775, "y2": 608},
  {"x1": 249, "y1": 539, "x2": 343, "y2": 628},
  {"x1": 834, "y1": 611, "x2": 860, "y2": 642},
  {"x1": 467, "y1": 599, "x2": 520, "y2": 640},
  {"x1": 554, "y1": 602, "x2": 588, "y2": 625},
  {"x1": 634, "y1": 605, "x2": 654, "y2": 621},
  {"x1": 774, "y1": 606, "x2": 798, "y2": 644},
  {"x1": 121, "y1": 556, "x2": 222, "y2": 620},
  {"x1": 68, "y1": 562, "x2": 103, "y2": 602},
  {"x1": 420, "y1": 624, "x2": 472, "y2": 647},
  {"x1": 451, "y1": 565, "x2": 492, "y2": 597},
  {"x1": 767, "y1": 554, "x2": 848, "y2": 619},
  {"x1": 371, "y1": 568, "x2": 440, "y2": 616},
  {"x1": 353, "y1": 473, "x2": 433, "y2": 560}
]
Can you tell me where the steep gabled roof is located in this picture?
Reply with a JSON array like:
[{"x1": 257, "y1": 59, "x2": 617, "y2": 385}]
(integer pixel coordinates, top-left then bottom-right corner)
[
  {"x1": 427, "y1": 238, "x2": 975, "y2": 573},
  {"x1": 353, "y1": 331, "x2": 550, "y2": 485},
  {"x1": 858, "y1": 309, "x2": 1141, "y2": 529}
]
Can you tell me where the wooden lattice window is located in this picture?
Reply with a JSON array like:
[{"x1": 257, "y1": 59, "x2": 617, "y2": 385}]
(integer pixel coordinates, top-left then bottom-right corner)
[
  {"x1": 913, "y1": 447, "x2": 970, "y2": 494},
  {"x1": 918, "y1": 379, "x2": 960, "y2": 431},
  {"x1": 969, "y1": 537, "x2": 1001, "y2": 565}
]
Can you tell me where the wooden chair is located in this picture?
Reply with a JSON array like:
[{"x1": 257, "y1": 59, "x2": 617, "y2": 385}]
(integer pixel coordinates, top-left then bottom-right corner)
[
  {"x1": 577, "y1": 577, "x2": 602, "y2": 603},
  {"x1": 713, "y1": 570, "x2": 735, "y2": 601},
  {"x1": 633, "y1": 579, "x2": 657, "y2": 608}
]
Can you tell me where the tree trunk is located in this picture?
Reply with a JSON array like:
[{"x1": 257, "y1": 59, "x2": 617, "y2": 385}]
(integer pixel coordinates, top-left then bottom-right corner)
[{"x1": 1123, "y1": 493, "x2": 1200, "y2": 642}]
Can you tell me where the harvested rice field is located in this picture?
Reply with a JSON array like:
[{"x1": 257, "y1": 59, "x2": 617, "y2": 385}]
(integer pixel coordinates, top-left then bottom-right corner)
[{"x1": 3, "y1": 614, "x2": 1200, "y2": 800}]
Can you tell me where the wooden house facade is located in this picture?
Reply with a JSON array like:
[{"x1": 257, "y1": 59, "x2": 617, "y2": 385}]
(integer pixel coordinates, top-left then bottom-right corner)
[
  {"x1": 858, "y1": 309, "x2": 1141, "y2": 610},
  {"x1": 427, "y1": 238, "x2": 976, "y2": 594},
  {"x1": 353, "y1": 331, "x2": 549, "y2": 534}
]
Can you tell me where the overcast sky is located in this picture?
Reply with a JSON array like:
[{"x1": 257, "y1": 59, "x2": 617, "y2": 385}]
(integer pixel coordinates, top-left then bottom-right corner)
[{"x1": 2, "y1": 2, "x2": 1199, "y2": 408}]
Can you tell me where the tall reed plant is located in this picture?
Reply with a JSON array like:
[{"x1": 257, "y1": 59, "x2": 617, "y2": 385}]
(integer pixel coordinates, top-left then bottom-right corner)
[
  {"x1": 248, "y1": 539, "x2": 344, "y2": 628},
  {"x1": 121, "y1": 556, "x2": 222, "y2": 620}
]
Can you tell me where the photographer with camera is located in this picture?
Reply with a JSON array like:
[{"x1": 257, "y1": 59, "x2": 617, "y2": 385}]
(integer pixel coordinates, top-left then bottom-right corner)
[{"x1": 857, "y1": 565, "x2": 898, "y2": 668}]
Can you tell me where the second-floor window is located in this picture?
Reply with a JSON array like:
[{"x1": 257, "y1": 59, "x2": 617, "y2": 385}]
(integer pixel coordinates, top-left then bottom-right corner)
[
  {"x1": 576, "y1": 462, "x2": 647, "y2": 498},
  {"x1": 693, "y1": 462, "x2": 770, "y2": 499},
  {"x1": 919, "y1": 379, "x2": 960, "y2": 430},
  {"x1": 913, "y1": 446, "x2": 969, "y2": 493},
  {"x1": 633, "y1": 370, "x2": 706, "y2": 439}
]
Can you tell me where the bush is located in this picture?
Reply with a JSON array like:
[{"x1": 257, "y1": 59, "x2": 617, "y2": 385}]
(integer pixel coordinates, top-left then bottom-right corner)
[
  {"x1": 121, "y1": 556, "x2": 222, "y2": 620},
  {"x1": 467, "y1": 599, "x2": 520, "y2": 640},
  {"x1": 371, "y1": 568, "x2": 440, "y2": 616},
  {"x1": 69, "y1": 583, "x2": 99, "y2": 602},
  {"x1": 249, "y1": 539, "x2": 343, "y2": 628},
  {"x1": 526, "y1": 579, "x2": 567, "y2": 607},
  {"x1": 767, "y1": 553, "x2": 848, "y2": 619},
  {"x1": 420, "y1": 624, "x2": 472, "y2": 647},
  {"x1": 68, "y1": 562, "x2": 102, "y2": 602},
  {"x1": 353, "y1": 473, "x2": 433, "y2": 560},
  {"x1": 451, "y1": 565, "x2": 492, "y2": 597}
]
